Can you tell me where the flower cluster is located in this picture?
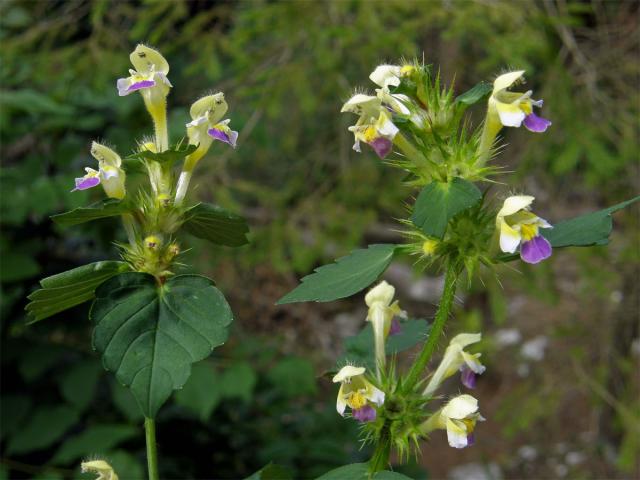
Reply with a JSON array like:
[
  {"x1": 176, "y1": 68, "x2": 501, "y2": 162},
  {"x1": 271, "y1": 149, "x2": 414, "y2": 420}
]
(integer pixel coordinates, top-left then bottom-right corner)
[
  {"x1": 333, "y1": 281, "x2": 486, "y2": 450},
  {"x1": 69, "y1": 44, "x2": 239, "y2": 277}
]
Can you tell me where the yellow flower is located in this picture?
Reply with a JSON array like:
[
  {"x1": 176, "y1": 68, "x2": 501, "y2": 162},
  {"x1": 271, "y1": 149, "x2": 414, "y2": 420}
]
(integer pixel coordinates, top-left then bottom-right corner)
[
  {"x1": 116, "y1": 44, "x2": 172, "y2": 104},
  {"x1": 421, "y1": 394, "x2": 484, "y2": 449},
  {"x1": 497, "y1": 195, "x2": 553, "y2": 264},
  {"x1": 333, "y1": 365, "x2": 385, "y2": 422},
  {"x1": 423, "y1": 333, "x2": 485, "y2": 396},
  {"x1": 73, "y1": 143, "x2": 125, "y2": 199},
  {"x1": 81, "y1": 460, "x2": 118, "y2": 480}
]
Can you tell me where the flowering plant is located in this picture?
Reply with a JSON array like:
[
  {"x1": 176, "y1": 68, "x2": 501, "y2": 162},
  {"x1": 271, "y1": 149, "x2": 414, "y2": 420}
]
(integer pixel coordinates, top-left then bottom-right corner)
[
  {"x1": 279, "y1": 61, "x2": 638, "y2": 476},
  {"x1": 26, "y1": 45, "x2": 247, "y2": 480}
]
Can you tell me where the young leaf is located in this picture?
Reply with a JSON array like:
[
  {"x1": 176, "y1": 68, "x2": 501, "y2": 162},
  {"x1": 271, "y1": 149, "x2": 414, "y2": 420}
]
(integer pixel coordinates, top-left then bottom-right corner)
[
  {"x1": 542, "y1": 196, "x2": 640, "y2": 247},
  {"x1": 25, "y1": 261, "x2": 130, "y2": 323},
  {"x1": 411, "y1": 178, "x2": 481, "y2": 238},
  {"x1": 183, "y1": 203, "x2": 250, "y2": 247},
  {"x1": 51, "y1": 199, "x2": 131, "y2": 227},
  {"x1": 125, "y1": 142, "x2": 198, "y2": 165},
  {"x1": 338, "y1": 319, "x2": 431, "y2": 370},
  {"x1": 91, "y1": 272, "x2": 233, "y2": 418},
  {"x1": 277, "y1": 244, "x2": 399, "y2": 304},
  {"x1": 455, "y1": 81, "x2": 492, "y2": 105}
]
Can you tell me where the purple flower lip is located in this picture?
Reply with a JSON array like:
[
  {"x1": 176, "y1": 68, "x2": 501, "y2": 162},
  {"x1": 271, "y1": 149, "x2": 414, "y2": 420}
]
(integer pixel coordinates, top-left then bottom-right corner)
[
  {"x1": 524, "y1": 112, "x2": 552, "y2": 132},
  {"x1": 352, "y1": 405, "x2": 376, "y2": 423},
  {"x1": 127, "y1": 79, "x2": 156, "y2": 92},
  {"x1": 208, "y1": 127, "x2": 238, "y2": 148},
  {"x1": 72, "y1": 176, "x2": 100, "y2": 192},
  {"x1": 460, "y1": 365, "x2": 477, "y2": 389},
  {"x1": 520, "y1": 235, "x2": 552, "y2": 264},
  {"x1": 466, "y1": 433, "x2": 475, "y2": 447},
  {"x1": 368, "y1": 137, "x2": 392, "y2": 159},
  {"x1": 389, "y1": 318, "x2": 402, "y2": 336}
]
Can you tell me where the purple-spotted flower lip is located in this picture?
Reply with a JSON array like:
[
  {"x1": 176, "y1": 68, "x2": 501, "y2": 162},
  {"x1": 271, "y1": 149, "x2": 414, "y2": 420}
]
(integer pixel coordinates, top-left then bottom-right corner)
[
  {"x1": 460, "y1": 365, "x2": 477, "y2": 389},
  {"x1": 207, "y1": 125, "x2": 238, "y2": 148},
  {"x1": 352, "y1": 405, "x2": 377, "y2": 423},
  {"x1": 72, "y1": 175, "x2": 100, "y2": 192},
  {"x1": 389, "y1": 317, "x2": 402, "y2": 336},
  {"x1": 524, "y1": 112, "x2": 552, "y2": 133},
  {"x1": 369, "y1": 137, "x2": 392, "y2": 159},
  {"x1": 520, "y1": 235, "x2": 552, "y2": 264}
]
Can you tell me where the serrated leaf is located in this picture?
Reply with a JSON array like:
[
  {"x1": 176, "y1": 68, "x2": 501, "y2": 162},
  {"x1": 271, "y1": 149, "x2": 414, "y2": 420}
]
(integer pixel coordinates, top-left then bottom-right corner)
[
  {"x1": 51, "y1": 424, "x2": 137, "y2": 464},
  {"x1": 455, "y1": 81, "x2": 492, "y2": 105},
  {"x1": 125, "y1": 142, "x2": 198, "y2": 165},
  {"x1": 183, "y1": 203, "x2": 250, "y2": 247},
  {"x1": 26, "y1": 261, "x2": 130, "y2": 323},
  {"x1": 51, "y1": 199, "x2": 131, "y2": 227},
  {"x1": 411, "y1": 178, "x2": 481, "y2": 238},
  {"x1": 277, "y1": 244, "x2": 399, "y2": 304},
  {"x1": 91, "y1": 272, "x2": 233, "y2": 418},
  {"x1": 174, "y1": 362, "x2": 221, "y2": 422},
  {"x1": 542, "y1": 196, "x2": 640, "y2": 247},
  {"x1": 338, "y1": 319, "x2": 431, "y2": 370},
  {"x1": 7, "y1": 405, "x2": 80, "y2": 455}
]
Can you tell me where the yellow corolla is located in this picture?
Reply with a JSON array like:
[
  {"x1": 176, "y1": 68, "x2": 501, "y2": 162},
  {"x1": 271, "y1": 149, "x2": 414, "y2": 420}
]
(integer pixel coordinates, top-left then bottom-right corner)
[
  {"x1": 365, "y1": 281, "x2": 406, "y2": 369},
  {"x1": 72, "y1": 142, "x2": 126, "y2": 200},
  {"x1": 333, "y1": 365, "x2": 385, "y2": 423},
  {"x1": 421, "y1": 394, "x2": 485, "y2": 449},
  {"x1": 497, "y1": 195, "x2": 553, "y2": 264}
]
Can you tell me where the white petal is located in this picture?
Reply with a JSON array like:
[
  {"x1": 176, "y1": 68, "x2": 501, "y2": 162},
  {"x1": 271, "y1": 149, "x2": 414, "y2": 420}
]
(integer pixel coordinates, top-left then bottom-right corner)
[
  {"x1": 377, "y1": 118, "x2": 399, "y2": 138},
  {"x1": 442, "y1": 394, "x2": 479, "y2": 420},
  {"x1": 493, "y1": 70, "x2": 525, "y2": 94},
  {"x1": 368, "y1": 386, "x2": 385, "y2": 406},
  {"x1": 332, "y1": 365, "x2": 366, "y2": 383},
  {"x1": 370, "y1": 64, "x2": 401, "y2": 88},
  {"x1": 341, "y1": 94, "x2": 380, "y2": 113},
  {"x1": 537, "y1": 216, "x2": 553, "y2": 229},
  {"x1": 497, "y1": 106, "x2": 526, "y2": 127},
  {"x1": 365, "y1": 281, "x2": 395, "y2": 308},
  {"x1": 497, "y1": 195, "x2": 535, "y2": 218},
  {"x1": 336, "y1": 384, "x2": 347, "y2": 416},
  {"x1": 450, "y1": 333, "x2": 482, "y2": 349},
  {"x1": 446, "y1": 428, "x2": 470, "y2": 449},
  {"x1": 500, "y1": 222, "x2": 522, "y2": 254}
]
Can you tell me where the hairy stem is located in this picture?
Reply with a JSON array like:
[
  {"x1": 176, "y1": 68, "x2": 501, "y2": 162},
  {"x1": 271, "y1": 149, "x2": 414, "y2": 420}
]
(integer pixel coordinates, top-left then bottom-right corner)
[
  {"x1": 393, "y1": 133, "x2": 427, "y2": 166},
  {"x1": 403, "y1": 262, "x2": 459, "y2": 393},
  {"x1": 368, "y1": 432, "x2": 391, "y2": 475},
  {"x1": 144, "y1": 417, "x2": 160, "y2": 480}
]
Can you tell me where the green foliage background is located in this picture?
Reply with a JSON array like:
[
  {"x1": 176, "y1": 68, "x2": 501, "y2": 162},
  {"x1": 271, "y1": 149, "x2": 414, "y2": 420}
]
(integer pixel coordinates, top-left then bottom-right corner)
[{"x1": 1, "y1": 1, "x2": 638, "y2": 479}]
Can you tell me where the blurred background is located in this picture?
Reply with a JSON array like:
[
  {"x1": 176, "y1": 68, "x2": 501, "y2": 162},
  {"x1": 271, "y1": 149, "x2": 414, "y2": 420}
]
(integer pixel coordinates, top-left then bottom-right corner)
[{"x1": 1, "y1": 0, "x2": 639, "y2": 479}]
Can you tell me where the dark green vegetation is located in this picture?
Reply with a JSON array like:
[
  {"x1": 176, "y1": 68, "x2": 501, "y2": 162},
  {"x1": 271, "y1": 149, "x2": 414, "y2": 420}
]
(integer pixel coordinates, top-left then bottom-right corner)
[{"x1": 1, "y1": 1, "x2": 638, "y2": 479}]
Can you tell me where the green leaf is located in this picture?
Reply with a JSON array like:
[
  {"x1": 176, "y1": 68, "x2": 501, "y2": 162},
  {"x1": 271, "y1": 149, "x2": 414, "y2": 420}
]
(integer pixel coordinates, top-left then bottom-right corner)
[
  {"x1": 125, "y1": 142, "x2": 198, "y2": 165},
  {"x1": 59, "y1": 360, "x2": 103, "y2": 412},
  {"x1": 411, "y1": 178, "x2": 481, "y2": 238},
  {"x1": 51, "y1": 199, "x2": 131, "y2": 227},
  {"x1": 51, "y1": 424, "x2": 138, "y2": 464},
  {"x1": 0, "y1": 253, "x2": 40, "y2": 282},
  {"x1": 174, "y1": 362, "x2": 221, "y2": 422},
  {"x1": 219, "y1": 362, "x2": 257, "y2": 402},
  {"x1": 91, "y1": 272, "x2": 233, "y2": 418},
  {"x1": 316, "y1": 464, "x2": 412, "y2": 480},
  {"x1": 7, "y1": 405, "x2": 80, "y2": 455},
  {"x1": 277, "y1": 244, "x2": 399, "y2": 304},
  {"x1": 245, "y1": 463, "x2": 293, "y2": 480},
  {"x1": 183, "y1": 203, "x2": 250, "y2": 247},
  {"x1": 339, "y1": 319, "x2": 430, "y2": 370},
  {"x1": 455, "y1": 81, "x2": 492, "y2": 105},
  {"x1": 26, "y1": 261, "x2": 130, "y2": 323},
  {"x1": 0, "y1": 395, "x2": 32, "y2": 441},
  {"x1": 543, "y1": 196, "x2": 640, "y2": 247},
  {"x1": 267, "y1": 357, "x2": 317, "y2": 397}
]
